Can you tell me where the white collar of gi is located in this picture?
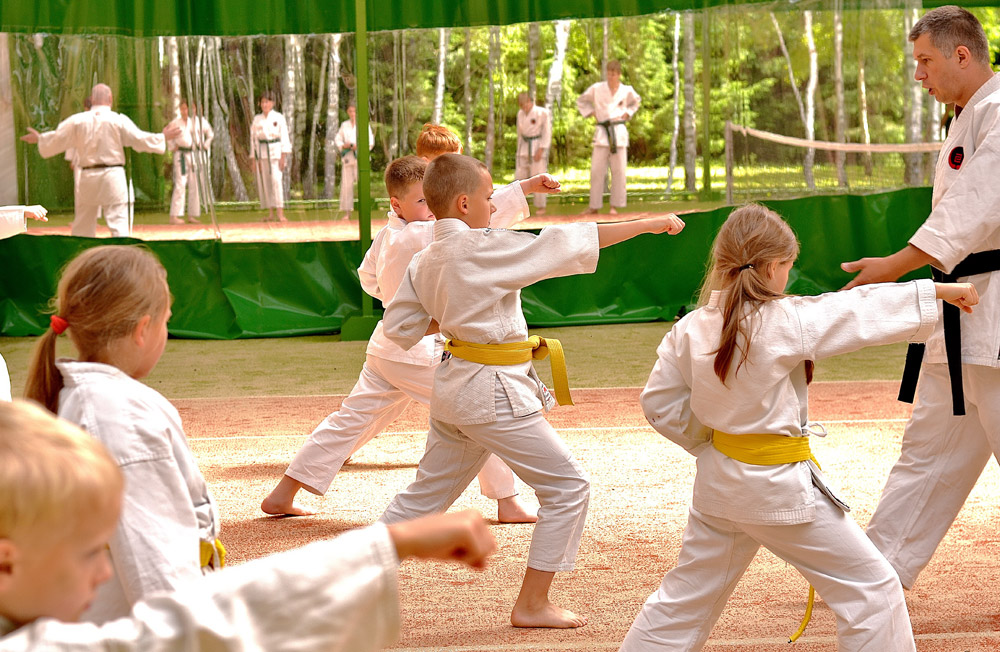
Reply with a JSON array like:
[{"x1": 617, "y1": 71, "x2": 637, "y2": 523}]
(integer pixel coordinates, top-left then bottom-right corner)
[
  {"x1": 707, "y1": 290, "x2": 723, "y2": 308},
  {"x1": 433, "y1": 217, "x2": 471, "y2": 240},
  {"x1": 965, "y1": 72, "x2": 1000, "y2": 112}
]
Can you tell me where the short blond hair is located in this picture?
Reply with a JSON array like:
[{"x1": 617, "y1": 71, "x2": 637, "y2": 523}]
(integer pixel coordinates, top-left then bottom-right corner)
[
  {"x1": 423, "y1": 154, "x2": 489, "y2": 218},
  {"x1": 0, "y1": 400, "x2": 122, "y2": 541},
  {"x1": 911, "y1": 6, "x2": 990, "y2": 67},
  {"x1": 384, "y1": 155, "x2": 427, "y2": 199},
  {"x1": 415, "y1": 124, "x2": 463, "y2": 159}
]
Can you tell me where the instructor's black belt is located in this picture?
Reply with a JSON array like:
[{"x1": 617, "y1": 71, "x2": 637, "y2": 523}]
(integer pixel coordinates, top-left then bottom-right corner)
[
  {"x1": 177, "y1": 147, "x2": 193, "y2": 175},
  {"x1": 898, "y1": 248, "x2": 1000, "y2": 416},
  {"x1": 81, "y1": 163, "x2": 123, "y2": 170},
  {"x1": 521, "y1": 134, "x2": 541, "y2": 160},
  {"x1": 597, "y1": 120, "x2": 627, "y2": 154}
]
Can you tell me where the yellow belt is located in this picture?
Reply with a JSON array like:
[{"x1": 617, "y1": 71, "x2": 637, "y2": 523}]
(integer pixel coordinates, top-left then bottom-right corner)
[
  {"x1": 199, "y1": 538, "x2": 227, "y2": 570},
  {"x1": 711, "y1": 430, "x2": 817, "y2": 643},
  {"x1": 444, "y1": 336, "x2": 573, "y2": 406}
]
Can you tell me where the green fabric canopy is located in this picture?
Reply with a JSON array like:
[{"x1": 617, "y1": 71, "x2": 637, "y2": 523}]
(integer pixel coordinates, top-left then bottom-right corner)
[{"x1": 1, "y1": 0, "x2": 989, "y2": 37}]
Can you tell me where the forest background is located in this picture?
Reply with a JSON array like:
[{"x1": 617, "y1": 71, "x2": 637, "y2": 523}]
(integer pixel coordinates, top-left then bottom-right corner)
[{"x1": 9, "y1": 3, "x2": 1000, "y2": 213}]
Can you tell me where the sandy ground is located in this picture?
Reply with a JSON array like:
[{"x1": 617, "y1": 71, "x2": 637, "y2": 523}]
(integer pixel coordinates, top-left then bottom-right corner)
[{"x1": 180, "y1": 381, "x2": 1000, "y2": 651}]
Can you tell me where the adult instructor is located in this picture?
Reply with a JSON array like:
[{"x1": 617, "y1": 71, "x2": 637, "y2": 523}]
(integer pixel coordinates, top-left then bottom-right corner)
[
  {"x1": 842, "y1": 5, "x2": 999, "y2": 590},
  {"x1": 21, "y1": 83, "x2": 177, "y2": 237}
]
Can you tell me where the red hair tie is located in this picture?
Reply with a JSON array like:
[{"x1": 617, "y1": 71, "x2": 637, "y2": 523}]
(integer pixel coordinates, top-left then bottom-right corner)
[{"x1": 50, "y1": 315, "x2": 69, "y2": 334}]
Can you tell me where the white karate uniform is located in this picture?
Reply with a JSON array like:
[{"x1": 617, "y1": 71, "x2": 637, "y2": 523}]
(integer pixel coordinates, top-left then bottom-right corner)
[
  {"x1": 55, "y1": 360, "x2": 221, "y2": 625},
  {"x1": 380, "y1": 220, "x2": 600, "y2": 572},
  {"x1": 0, "y1": 523, "x2": 401, "y2": 651},
  {"x1": 620, "y1": 281, "x2": 939, "y2": 652},
  {"x1": 36, "y1": 105, "x2": 166, "y2": 237},
  {"x1": 0, "y1": 206, "x2": 28, "y2": 239},
  {"x1": 334, "y1": 119, "x2": 374, "y2": 214},
  {"x1": 577, "y1": 80, "x2": 640, "y2": 210},
  {"x1": 867, "y1": 73, "x2": 1000, "y2": 589},
  {"x1": 249, "y1": 110, "x2": 291, "y2": 209},
  {"x1": 285, "y1": 183, "x2": 530, "y2": 500},
  {"x1": 167, "y1": 117, "x2": 200, "y2": 219},
  {"x1": 515, "y1": 103, "x2": 552, "y2": 209}
]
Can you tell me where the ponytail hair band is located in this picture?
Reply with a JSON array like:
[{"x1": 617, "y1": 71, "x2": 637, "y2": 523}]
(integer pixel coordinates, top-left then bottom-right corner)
[
  {"x1": 50, "y1": 314, "x2": 69, "y2": 334},
  {"x1": 738, "y1": 263, "x2": 755, "y2": 271}
]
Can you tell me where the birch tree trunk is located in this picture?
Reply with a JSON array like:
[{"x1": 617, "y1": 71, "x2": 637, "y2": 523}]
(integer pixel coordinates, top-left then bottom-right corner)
[
  {"x1": 858, "y1": 14, "x2": 874, "y2": 176},
  {"x1": 391, "y1": 31, "x2": 400, "y2": 158},
  {"x1": 303, "y1": 35, "x2": 330, "y2": 199},
  {"x1": 602, "y1": 18, "x2": 610, "y2": 78},
  {"x1": 904, "y1": 4, "x2": 924, "y2": 185},
  {"x1": 683, "y1": 11, "x2": 697, "y2": 193},
  {"x1": 803, "y1": 10, "x2": 817, "y2": 190},
  {"x1": 290, "y1": 35, "x2": 307, "y2": 192},
  {"x1": 527, "y1": 23, "x2": 540, "y2": 100},
  {"x1": 545, "y1": 21, "x2": 571, "y2": 110},
  {"x1": 770, "y1": 13, "x2": 806, "y2": 126},
  {"x1": 214, "y1": 39, "x2": 248, "y2": 201},
  {"x1": 463, "y1": 28, "x2": 473, "y2": 154},
  {"x1": 323, "y1": 34, "x2": 341, "y2": 200},
  {"x1": 667, "y1": 13, "x2": 681, "y2": 193},
  {"x1": 166, "y1": 37, "x2": 181, "y2": 120},
  {"x1": 433, "y1": 29, "x2": 448, "y2": 124},
  {"x1": 485, "y1": 26, "x2": 499, "y2": 170},
  {"x1": 833, "y1": 1, "x2": 847, "y2": 187}
]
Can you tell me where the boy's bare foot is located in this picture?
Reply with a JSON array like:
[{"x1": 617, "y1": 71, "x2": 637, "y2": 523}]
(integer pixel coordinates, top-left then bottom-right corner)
[
  {"x1": 497, "y1": 496, "x2": 538, "y2": 523},
  {"x1": 536, "y1": 208, "x2": 546, "y2": 215},
  {"x1": 609, "y1": 207, "x2": 618, "y2": 215},
  {"x1": 169, "y1": 216, "x2": 184, "y2": 225},
  {"x1": 581, "y1": 207, "x2": 599, "y2": 215},
  {"x1": 261, "y1": 476, "x2": 315, "y2": 516},
  {"x1": 510, "y1": 601, "x2": 588, "y2": 629},
  {"x1": 187, "y1": 216, "x2": 201, "y2": 224}
]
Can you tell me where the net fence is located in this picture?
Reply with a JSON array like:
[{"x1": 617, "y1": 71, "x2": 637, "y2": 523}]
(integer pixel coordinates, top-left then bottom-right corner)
[{"x1": 724, "y1": 122, "x2": 944, "y2": 203}]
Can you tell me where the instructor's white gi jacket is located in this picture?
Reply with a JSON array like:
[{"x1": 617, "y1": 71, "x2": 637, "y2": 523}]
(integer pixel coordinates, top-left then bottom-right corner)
[
  {"x1": 576, "y1": 81, "x2": 641, "y2": 148},
  {"x1": 0, "y1": 524, "x2": 401, "y2": 651},
  {"x1": 641, "y1": 281, "x2": 938, "y2": 525},
  {"x1": 383, "y1": 220, "x2": 599, "y2": 425},
  {"x1": 56, "y1": 360, "x2": 221, "y2": 624},
  {"x1": 909, "y1": 73, "x2": 1000, "y2": 369},
  {"x1": 358, "y1": 183, "x2": 530, "y2": 367}
]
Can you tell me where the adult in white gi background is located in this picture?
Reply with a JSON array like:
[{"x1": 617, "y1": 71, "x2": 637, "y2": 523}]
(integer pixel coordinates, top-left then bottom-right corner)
[
  {"x1": 842, "y1": 5, "x2": 1000, "y2": 591},
  {"x1": 167, "y1": 101, "x2": 213, "y2": 225},
  {"x1": 576, "y1": 60, "x2": 640, "y2": 215},
  {"x1": 249, "y1": 92, "x2": 292, "y2": 223},
  {"x1": 20, "y1": 83, "x2": 177, "y2": 238},
  {"x1": 335, "y1": 103, "x2": 375, "y2": 219},
  {"x1": 515, "y1": 92, "x2": 552, "y2": 214}
]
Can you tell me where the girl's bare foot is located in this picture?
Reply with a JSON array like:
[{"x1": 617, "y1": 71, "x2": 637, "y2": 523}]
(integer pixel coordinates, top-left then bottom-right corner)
[
  {"x1": 510, "y1": 601, "x2": 588, "y2": 629},
  {"x1": 261, "y1": 476, "x2": 315, "y2": 516},
  {"x1": 497, "y1": 496, "x2": 538, "y2": 524}
]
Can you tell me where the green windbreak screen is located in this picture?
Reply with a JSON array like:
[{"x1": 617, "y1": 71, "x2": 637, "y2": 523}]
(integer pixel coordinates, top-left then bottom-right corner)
[
  {"x1": 0, "y1": 188, "x2": 932, "y2": 339},
  {"x1": 2, "y1": 0, "x2": 996, "y2": 36}
]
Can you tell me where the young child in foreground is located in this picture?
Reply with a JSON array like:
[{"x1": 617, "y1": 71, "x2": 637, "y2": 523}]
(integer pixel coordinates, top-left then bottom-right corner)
[
  {"x1": 379, "y1": 153, "x2": 686, "y2": 629},
  {"x1": 263, "y1": 129, "x2": 558, "y2": 521},
  {"x1": 618, "y1": 204, "x2": 978, "y2": 651},
  {"x1": 0, "y1": 399, "x2": 495, "y2": 651},
  {"x1": 24, "y1": 245, "x2": 222, "y2": 624}
]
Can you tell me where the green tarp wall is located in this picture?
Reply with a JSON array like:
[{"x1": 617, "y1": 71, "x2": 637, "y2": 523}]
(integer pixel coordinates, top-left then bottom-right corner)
[{"x1": 0, "y1": 188, "x2": 932, "y2": 338}]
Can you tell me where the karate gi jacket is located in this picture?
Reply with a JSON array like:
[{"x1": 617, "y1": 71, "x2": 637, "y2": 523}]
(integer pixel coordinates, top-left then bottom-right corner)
[
  {"x1": 0, "y1": 207, "x2": 28, "y2": 239},
  {"x1": 515, "y1": 104, "x2": 552, "y2": 159},
  {"x1": 56, "y1": 361, "x2": 221, "y2": 624},
  {"x1": 359, "y1": 183, "x2": 530, "y2": 367},
  {"x1": 36, "y1": 106, "x2": 166, "y2": 207},
  {"x1": 576, "y1": 81, "x2": 641, "y2": 149},
  {"x1": 249, "y1": 111, "x2": 291, "y2": 161},
  {"x1": 333, "y1": 119, "x2": 374, "y2": 163},
  {"x1": 0, "y1": 524, "x2": 401, "y2": 651},
  {"x1": 383, "y1": 220, "x2": 599, "y2": 425},
  {"x1": 641, "y1": 281, "x2": 939, "y2": 525},
  {"x1": 909, "y1": 73, "x2": 1000, "y2": 369}
]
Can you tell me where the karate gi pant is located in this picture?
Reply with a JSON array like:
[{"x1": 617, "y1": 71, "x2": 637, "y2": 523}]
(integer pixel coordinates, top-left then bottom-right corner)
[
  {"x1": 515, "y1": 154, "x2": 549, "y2": 209},
  {"x1": 255, "y1": 158, "x2": 284, "y2": 209},
  {"x1": 340, "y1": 158, "x2": 358, "y2": 214},
  {"x1": 285, "y1": 354, "x2": 518, "y2": 500},
  {"x1": 74, "y1": 167, "x2": 129, "y2": 238},
  {"x1": 620, "y1": 488, "x2": 915, "y2": 652},
  {"x1": 379, "y1": 384, "x2": 590, "y2": 572},
  {"x1": 589, "y1": 144, "x2": 628, "y2": 210},
  {"x1": 867, "y1": 363, "x2": 1000, "y2": 589},
  {"x1": 170, "y1": 154, "x2": 201, "y2": 218}
]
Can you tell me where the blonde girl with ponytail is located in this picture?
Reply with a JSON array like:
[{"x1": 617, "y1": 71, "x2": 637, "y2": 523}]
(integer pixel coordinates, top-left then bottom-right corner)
[
  {"x1": 24, "y1": 245, "x2": 222, "y2": 625},
  {"x1": 620, "y1": 204, "x2": 978, "y2": 652}
]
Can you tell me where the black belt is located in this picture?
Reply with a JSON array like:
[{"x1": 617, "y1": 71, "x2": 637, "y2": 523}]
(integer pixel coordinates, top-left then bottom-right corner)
[
  {"x1": 898, "y1": 248, "x2": 1000, "y2": 415},
  {"x1": 177, "y1": 147, "x2": 193, "y2": 175},
  {"x1": 521, "y1": 134, "x2": 541, "y2": 160},
  {"x1": 597, "y1": 120, "x2": 627, "y2": 154},
  {"x1": 81, "y1": 163, "x2": 123, "y2": 170}
]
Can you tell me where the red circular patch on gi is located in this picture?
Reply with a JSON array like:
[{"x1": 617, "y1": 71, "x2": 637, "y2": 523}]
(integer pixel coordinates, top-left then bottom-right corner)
[{"x1": 949, "y1": 146, "x2": 964, "y2": 169}]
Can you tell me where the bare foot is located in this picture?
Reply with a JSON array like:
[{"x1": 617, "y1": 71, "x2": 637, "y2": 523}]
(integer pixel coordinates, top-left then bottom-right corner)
[
  {"x1": 277, "y1": 215, "x2": 288, "y2": 223},
  {"x1": 536, "y1": 208, "x2": 546, "y2": 215},
  {"x1": 510, "y1": 601, "x2": 588, "y2": 629},
  {"x1": 169, "y1": 216, "x2": 184, "y2": 225},
  {"x1": 497, "y1": 496, "x2": 538, "y2": 524},
  {"x1": 609, "y1": 207, "x2": 619, "y2": 215},
  {"x1": 261, "y1": 476, "x2": 315, "y2": 516},
  {"x1": 581, "y1": 208, "x2": 599, "y2": 215},
  {"x1": 187, "y1": 216, "x2": 201, "y2": 224}
]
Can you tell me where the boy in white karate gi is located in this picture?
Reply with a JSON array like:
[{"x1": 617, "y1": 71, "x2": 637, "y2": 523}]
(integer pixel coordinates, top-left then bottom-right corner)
[
  {"x1": 249, "y1": 92, "x2": 292, "y2": 223},
  {"x1": 0, "y1": 399, "x2": 495, "y2": 652},
  {"x1": 515, "y1": 92, "x2": 552, "y2": 213},
  {"x1": 379, "y1": 153, "x2": 685, "y2": 628},
  {"x1": 262, "y1": 155, "x2": 550, "y2": 522}
]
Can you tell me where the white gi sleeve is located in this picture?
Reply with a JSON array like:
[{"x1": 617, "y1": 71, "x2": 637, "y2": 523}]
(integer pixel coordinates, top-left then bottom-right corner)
[
  {"x1": 483, "y1": 223, "x2": 600, "y2": 291},
  {"x1": 576, "y1": 83, "x2": 597, "y2": 118},
  {"x1": 540, "y1": 108, "x2": 552, "y2": 150},
  {"x1": 624, "y1": 86, "x2": 641, "y2": 118},
  {"x1": 359, "y1": 227, "x2": 389, "y2": 300},
  {"x1": 117, "y1": 115, "x2": 166, "y2": 155},
  {"x1": 0, "y1": 525, "x2": 401, "y2": 652},
  {"x1": 0, "y1": 207, "x2": 27, "y2": 239},
  {"x1": 382, "y1": 259, "x2": 434, "y2": 351},
  {"x1": 640, "y1": 327, "x2": 712, "y2": 455},
  {"x1": 36, "y1": 118, "x2": 77, "y2": 159},
  {"x1": 489, "y1": 182, "x2": 530, "y2": 229},
  {"x1": 280, "y1": 114, "x2": 292, "y2": 154}
]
